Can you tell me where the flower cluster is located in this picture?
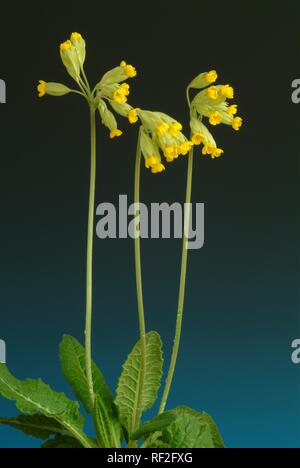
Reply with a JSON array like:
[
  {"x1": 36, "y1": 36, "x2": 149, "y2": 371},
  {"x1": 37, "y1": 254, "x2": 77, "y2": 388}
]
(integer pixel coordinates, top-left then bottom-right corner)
[
  {"x1": 98, "y1": 92, "x2": 193, "y2": 173},
  {"x1": 37, "y1": 32, "x2": 138, "y2": 140},
  {"x1": 137, "y1": 110, "x2": 193, "y2": 173},
  {"x1": 188, "y1": 70, "x2": 243, "y2": 158}
]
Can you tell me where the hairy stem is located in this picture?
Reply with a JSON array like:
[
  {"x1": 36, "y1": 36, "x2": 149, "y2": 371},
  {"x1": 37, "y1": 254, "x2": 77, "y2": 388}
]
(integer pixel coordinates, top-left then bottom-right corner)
[
  {"x1": 159, "y1": 144, "x2": 194, "y2": 414},
  {"x1": 85, "y1": 107, "x2": 96, "y2": 408}
]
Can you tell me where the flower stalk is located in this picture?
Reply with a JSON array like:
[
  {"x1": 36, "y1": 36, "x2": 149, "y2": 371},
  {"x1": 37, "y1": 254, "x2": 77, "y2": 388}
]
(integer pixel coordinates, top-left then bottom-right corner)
[
  {"x1": 85, "y1": 106, "x2": 97, "y2": 408},
  {"x1": 129, "y1": 129, "x2": 147, "y2": 444},
  {"x1": 159, "y1": 140, "x2": 194, "y2": 414}
]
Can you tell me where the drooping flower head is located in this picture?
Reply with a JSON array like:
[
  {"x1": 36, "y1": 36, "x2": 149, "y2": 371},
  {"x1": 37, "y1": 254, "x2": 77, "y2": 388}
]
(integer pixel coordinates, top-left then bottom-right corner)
[
  {"x1": 187, "y1": 70, "x2": 243, "y2": 158},
  {"x1": 37, "y1": 33, "x2": 139, "y2": 140},
  {"x1": 96, "y1": 73, "x2": 193, "y2": 171},
  {"x1": 135, "y1": 110, "x2": 193, "y2": 173}
]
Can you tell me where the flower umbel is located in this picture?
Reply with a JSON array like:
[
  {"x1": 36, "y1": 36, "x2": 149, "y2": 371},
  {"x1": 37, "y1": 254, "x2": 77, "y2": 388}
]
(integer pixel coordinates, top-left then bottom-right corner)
[
  {"x1": 37, "y1": 33, "x2": 139, "y2": 140},
  {"x1": 137, "y1": 109, "x2": 192, "y2": 171},
  {"x1": 188, "y1": 69, "x2": 243, "y2": 159}
]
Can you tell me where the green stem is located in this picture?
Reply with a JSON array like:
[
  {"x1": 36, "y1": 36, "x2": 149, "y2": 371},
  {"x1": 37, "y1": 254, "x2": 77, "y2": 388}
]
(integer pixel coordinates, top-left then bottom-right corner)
[
  {"x1": 186, "y1": 86, "x2": 191, "y2": 107},
  {"x1": 85, "y1": 107, "x2": 96, "y2": 408},
  {"x1": 81, "y1": 67, "x2": 92, "y2": 95},
  {"x1": 158, "y1": 144, "x2": 194, "y2": 414},
  {"x1": 132, "y1": 129, "x2": 147, "y2": 433}
]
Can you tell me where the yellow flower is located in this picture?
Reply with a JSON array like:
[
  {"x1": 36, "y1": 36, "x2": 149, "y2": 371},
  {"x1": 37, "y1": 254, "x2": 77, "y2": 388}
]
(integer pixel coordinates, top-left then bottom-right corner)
[
  {"x1": 211, "y1": 147, "x2": 224, "y2": 158},
  {"x1": 220, "y1": 84, "x2": 234, "y2": 99},
  {"x1": 145, "y1": 156, "x2": 160, "y2": 168},
  {"x1": 202, "y1": 144, "x2": 223, "y2": 158},
  {"x1": 128, "y1": 108, "x2": 139, "y2": 124},
  {"x1": 145, "y1": 154, "x2": 165, "y2": 173},
  {"x1": 226, "y1": 104, "x2": 237, "y2": 115},
  {"x1": 205, "y1": 70, "x2": 218, "y2": 83},
  {"x1": 151, "y1": 163, "x2": 165, "y2": 174},
  {"x1": 179, "y1": 141, "x2": 193, "y2": 156},
  {"x1": 37, "y1": 80, "x2": 46, "y2": 97},
  {"x1": 121, "y1": 83, "x2": 130, "y2": 94},
  {"x1": 169, "y1": 122, "x2": 183, "y2": 137},
  {"x1": 156, "y1": 122, "x2": 169, "y2": 137},
  {"x1": 192, "y1": 133, "x2": 205, "y2": 145},
  {"x1": 60, "y1": 39, "x2": 81, "y2": 81},
  {"x1": 37, "y1": 81, "x2": 71, "y2": 97},
  {"x1": 120, "y1": 60, "x2": 137, "y2": 77},
  {"x1": 209, "y1": 111, "x2": 222, "y2": 126},
  {"x1": 164, "y1": 145, "x2": 179, "y2": 160},
  {"x1": 60, "y1": 40, "x2": 72, "y2": 51},
  {"x1": 71, "y1": 32, "x2": 82, "y2": 41},
  {"x1": 113, "y1": 90, "x2": 127, "y2": 103},
  {"x1": 70, "y1": 32, "x2": 86, "y2": 66},
  {"x1": 113, "y1": 83, "x2": 130, "y2": 103},
  {"x1": 207, "y1": 86, "x2": 218, "y2": 100},
  {"x1": 202, "y1": 144, "x2": 214, "y2": 155},
  {"x1": 232, "y1": 116, "x2": 243, "y2": 131},
  {"x1": 110, "y1": 129, "x2": 123, "y2": 139}
]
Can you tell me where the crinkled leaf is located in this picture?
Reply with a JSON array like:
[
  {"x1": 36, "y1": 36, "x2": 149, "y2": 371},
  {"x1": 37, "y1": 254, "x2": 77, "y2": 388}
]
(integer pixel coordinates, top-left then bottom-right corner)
[
  {"x1": 157, "y1": 407, "x2": 215, "y2": 448},
  {"x1": 0, "y1": 364, "x2": 91, "y2": 448},
  {"x1": 131, "y1": 412, "x2": 176, "y2": 440},
  {"x1": 115, "y1": 331, "x2": 163, "y2": 435},
  {"x1": 59, "y1": 335, "x2": 114, "y2": 414},
  {"x1": 199, "y1": 412, "x2": 225, "y2": 448},
  {"x1": 0, "y1": 415, "x2": 64, "y2": 439}
]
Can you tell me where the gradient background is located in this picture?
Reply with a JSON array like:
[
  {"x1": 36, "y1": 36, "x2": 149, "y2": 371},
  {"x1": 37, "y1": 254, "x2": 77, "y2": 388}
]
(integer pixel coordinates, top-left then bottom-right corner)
[{"x1": 0, "y1": 1, "x2": 299, "y2": 448}]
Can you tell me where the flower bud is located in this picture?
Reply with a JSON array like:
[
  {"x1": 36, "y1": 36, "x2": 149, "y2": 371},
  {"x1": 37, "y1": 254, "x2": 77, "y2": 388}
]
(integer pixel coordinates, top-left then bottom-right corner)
[
  {"x1": 140, "y1": 128, "x2": 160, "y2": 160},
  {"x1": 60, "y1": 40, "x2": 81, "y2": 82},
  {"x1": 109, "y1": 101, "x2": 132, "y2": 117},
  {"x1": 70, "y1": 32, "x2": 86, "y2": 67},
  {"x1": 98, "y1": 100, "x2": 118, "y2": 131},
  {"x1": 97, "y1": 67, "x2": 126, "y2": 88},
  {"x1": 37, "y1": 81, "x2": 71, "y2": 97},
  {"x1": 190, "y1": 118, "x2": 216, "y2": 147},
  {"x1": 97, "y1": 61, "x2": 137, "y2": 88},
  {"x1": 188, "y1": 70, "x2": 218, "y2": 90}
]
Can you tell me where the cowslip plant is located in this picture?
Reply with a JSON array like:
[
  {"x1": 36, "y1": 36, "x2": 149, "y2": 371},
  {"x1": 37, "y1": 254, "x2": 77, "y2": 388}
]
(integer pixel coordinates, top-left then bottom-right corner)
[
  {"x1": 158, "y1": 71, "x2": 243, "y2": 415},
  {"x1": 0, "y1": 33, "x2": 241, "y2": 448}
]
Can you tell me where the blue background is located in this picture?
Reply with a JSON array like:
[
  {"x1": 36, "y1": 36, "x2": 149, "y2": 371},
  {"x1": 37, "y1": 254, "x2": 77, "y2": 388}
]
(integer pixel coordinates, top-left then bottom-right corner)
[{"x1": 0, "y1": 0, "x2": 299, "y2": 448}]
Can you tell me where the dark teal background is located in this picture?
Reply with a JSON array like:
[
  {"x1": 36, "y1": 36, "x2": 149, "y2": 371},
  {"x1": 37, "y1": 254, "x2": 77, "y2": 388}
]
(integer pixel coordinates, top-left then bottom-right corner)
[{"x1": 0, "y1": 0, "x2": 299, "y2": 448}]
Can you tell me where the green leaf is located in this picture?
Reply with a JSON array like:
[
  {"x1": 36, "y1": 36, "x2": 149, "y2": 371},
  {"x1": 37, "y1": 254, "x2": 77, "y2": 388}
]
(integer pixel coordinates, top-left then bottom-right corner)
[
  {"x1": 154, "y1": 407, "x2": 214, "y2": 448},
  {"x1": 0, "y1": 415, "x2": 64, "y2": 439},
  {"x1": 143, "y1": 408, "x2": 225, "y2": 449},
  {"x1": 199, "y1": 412, "x2": 225, "y2": 448},
  {"x1": 115, "y1": 331, "x2": 163, "y2": 435},
  {"x1": 59, "y1": 335, "x2": 114, "y2": 414},
  {"x1": 41, "y1": 434, "x2": 83, "y2": 448},
  {"x1": 131, "y1": 412, "x2": 176, "y2": 440},
  {"x1": 0, "y1": 364, "x2": 92, "y2": 448},
  {"x1": 94, "y1": 394, "x2": 121, "y2": 448}
]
